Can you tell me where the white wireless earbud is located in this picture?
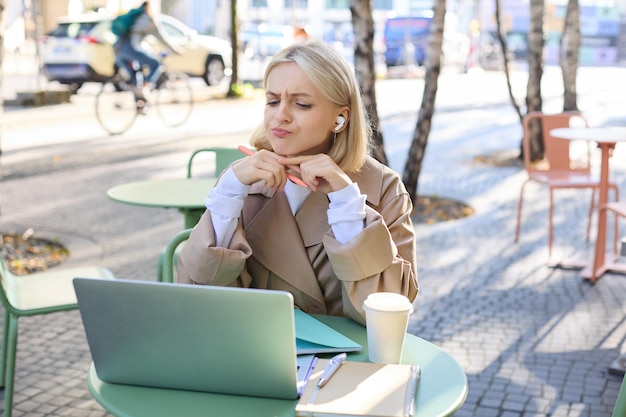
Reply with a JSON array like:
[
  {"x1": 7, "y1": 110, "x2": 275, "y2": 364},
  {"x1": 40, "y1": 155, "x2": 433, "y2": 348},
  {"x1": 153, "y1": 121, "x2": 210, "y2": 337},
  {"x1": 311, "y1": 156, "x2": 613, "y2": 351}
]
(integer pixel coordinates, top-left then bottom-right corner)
[{"x1": 335, "y1": 116, "x2": 346, "y2": 131}]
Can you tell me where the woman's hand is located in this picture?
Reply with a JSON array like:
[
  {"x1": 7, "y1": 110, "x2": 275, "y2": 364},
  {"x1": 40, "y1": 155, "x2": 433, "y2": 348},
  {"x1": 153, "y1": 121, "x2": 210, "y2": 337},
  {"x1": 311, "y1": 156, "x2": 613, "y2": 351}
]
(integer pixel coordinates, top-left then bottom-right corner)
[
  {"x1": 232, "y1": 149, "x2": 289, "y2": 190},
  {"x1": 279, "y1": 154, "x2": 352, "y2": 193}
]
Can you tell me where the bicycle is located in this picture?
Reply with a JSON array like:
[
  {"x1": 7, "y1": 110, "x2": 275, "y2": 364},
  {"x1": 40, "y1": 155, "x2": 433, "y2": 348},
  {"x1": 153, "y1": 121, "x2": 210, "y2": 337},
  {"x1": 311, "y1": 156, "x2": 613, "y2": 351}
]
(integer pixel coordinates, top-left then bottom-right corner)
[{"x1": 95, "y1": 58, "x2": 193, "y2": 135}]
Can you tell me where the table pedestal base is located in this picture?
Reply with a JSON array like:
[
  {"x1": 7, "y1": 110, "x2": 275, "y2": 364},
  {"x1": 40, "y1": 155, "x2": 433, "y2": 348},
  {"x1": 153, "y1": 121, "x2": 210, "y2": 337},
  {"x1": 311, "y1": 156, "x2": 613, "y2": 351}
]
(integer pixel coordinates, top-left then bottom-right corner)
[
  {"x1": 550, "y1": 252, "x2": 626, "y2": 283},
  {"x1": 581, "y1": 261, "x2": 626, "y2": 282}
]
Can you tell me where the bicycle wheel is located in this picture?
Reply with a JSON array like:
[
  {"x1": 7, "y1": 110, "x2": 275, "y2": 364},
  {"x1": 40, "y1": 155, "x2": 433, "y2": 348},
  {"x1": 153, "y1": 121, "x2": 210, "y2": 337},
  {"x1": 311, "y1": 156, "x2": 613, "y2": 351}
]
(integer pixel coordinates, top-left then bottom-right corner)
[
  {"x1": 155, "y1": 72, "x2": 193, "y2": 128},
  {"x1": 95, "y1": 81, "x2": 138, "y2": 135}
]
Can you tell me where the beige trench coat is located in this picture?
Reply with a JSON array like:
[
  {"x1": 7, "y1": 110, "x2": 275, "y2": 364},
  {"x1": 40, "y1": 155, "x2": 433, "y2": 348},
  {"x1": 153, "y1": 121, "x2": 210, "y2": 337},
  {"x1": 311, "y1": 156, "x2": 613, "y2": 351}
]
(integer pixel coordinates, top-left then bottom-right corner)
[{"x1": 177, "y1": 156, "x2": 418, "y2": 324}]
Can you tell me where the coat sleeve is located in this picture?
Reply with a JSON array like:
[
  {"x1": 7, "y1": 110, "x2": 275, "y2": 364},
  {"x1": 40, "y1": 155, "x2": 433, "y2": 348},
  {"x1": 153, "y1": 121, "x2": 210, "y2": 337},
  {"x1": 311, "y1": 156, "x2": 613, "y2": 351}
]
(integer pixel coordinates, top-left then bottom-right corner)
[
  {"x1": 177, "y1": 211, "x2": 253, "y2": 287},
  {"x1": 323, "y1": 176, "x2": 418, "y2": 325}
]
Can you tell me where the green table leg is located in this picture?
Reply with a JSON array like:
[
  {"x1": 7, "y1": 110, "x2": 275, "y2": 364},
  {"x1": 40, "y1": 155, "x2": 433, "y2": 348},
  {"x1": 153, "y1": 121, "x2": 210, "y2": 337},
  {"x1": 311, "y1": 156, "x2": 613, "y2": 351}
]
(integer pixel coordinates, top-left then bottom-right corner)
[{"x1": 180, "y1": 208, "x2": 205, "y2": 229}]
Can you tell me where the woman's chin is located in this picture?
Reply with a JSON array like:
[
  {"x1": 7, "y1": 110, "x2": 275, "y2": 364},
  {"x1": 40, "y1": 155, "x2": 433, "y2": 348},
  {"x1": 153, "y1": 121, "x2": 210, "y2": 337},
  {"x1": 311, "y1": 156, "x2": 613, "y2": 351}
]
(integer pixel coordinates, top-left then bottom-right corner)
[{"x1": 271, "y1": 144, "x2": 295, "y2": 156}]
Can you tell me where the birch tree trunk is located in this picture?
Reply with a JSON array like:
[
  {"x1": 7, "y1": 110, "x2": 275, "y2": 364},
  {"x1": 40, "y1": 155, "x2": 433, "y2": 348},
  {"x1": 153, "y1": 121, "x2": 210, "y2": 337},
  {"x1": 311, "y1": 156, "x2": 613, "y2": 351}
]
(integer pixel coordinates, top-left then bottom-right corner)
[
  {"x1": 560, "y1": 0, "x2": 580, "y2": 111},
  {"x1": 402, "y1": 0, "x2": 445, "y2": 205},
  {"x1": 227, "y1": 0, "x2": 239, "y2": 97},
  {"x1": 495, "y1": 0, "x2": 523, "y2": 125},
  {"x1": 526, "y1": 0, "x2": 545, "y2": 160},
  {"x1": 350, "y1": 0, "x2": 387, "y2": 165}
]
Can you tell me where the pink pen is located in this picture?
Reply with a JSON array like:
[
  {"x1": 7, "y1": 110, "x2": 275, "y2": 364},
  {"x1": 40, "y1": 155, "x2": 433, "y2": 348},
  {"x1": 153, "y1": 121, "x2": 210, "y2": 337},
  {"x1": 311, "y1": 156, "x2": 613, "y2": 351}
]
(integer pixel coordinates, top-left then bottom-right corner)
[{"x1": 237, "y1": 145, "x2": 308, "y2": 188}]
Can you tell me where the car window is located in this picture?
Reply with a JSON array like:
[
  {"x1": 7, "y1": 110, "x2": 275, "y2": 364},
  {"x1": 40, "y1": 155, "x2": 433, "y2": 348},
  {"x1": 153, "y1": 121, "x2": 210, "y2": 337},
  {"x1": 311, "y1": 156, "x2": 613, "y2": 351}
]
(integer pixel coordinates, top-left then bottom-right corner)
[
  {"x1": 47, "y1": 22, "x2": 99, "y2": 38},
  {"x1": 159, "y1": 21, "x2": 186, "y2": 39}
]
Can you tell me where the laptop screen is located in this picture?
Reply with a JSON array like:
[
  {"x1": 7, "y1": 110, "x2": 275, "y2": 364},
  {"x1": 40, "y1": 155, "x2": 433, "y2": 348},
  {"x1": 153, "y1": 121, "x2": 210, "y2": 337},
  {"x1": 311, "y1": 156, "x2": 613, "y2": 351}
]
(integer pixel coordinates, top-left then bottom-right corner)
[{"x1": 74, "y1": 278, "x2": 302, "y2": 399}]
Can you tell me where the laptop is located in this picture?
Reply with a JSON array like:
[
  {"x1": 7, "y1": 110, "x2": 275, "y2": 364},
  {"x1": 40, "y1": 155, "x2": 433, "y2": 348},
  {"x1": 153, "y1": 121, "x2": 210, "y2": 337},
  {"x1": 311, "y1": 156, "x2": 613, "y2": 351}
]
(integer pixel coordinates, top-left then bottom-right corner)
[{"x1": 73, "y1": 277, "x2": 317, "y2": 399}]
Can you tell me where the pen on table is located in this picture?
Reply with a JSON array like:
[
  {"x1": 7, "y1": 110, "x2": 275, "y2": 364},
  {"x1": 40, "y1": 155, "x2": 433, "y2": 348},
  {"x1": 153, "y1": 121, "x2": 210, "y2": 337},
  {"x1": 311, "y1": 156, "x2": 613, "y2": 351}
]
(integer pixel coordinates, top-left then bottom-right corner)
[
  {"x1": 237, "y1": 145, "x2": 308, "y2": 188},
  {"x1": 317, "y1": 352, "x2": 347, "y2": 388}
]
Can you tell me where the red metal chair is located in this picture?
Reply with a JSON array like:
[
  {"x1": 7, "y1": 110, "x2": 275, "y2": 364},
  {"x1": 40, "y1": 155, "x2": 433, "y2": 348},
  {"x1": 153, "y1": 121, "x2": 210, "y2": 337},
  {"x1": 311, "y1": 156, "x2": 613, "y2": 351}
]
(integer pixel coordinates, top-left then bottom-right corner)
[
  {"x1": 600, "y1": 201, "x2": 626, "y2": 261},
  {"x1": 515, "y1": 111, "x2": 619, "y2": 257}
]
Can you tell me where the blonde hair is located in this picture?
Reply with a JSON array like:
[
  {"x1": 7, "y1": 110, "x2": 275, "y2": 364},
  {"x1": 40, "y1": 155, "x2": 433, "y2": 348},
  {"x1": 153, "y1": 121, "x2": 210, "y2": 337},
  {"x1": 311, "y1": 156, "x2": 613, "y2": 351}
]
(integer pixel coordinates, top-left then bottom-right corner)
[{"x1": 250, "y1": 41, "x2": 372, "y2": 173}]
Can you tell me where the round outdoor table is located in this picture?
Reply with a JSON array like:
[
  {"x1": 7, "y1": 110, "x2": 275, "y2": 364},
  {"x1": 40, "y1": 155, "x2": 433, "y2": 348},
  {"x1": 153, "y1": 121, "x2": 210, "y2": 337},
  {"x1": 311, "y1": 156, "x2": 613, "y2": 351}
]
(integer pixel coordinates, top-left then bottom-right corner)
[
  {"x1": 87, "y1": 314, "x2": 468, "y2": 417},
  {"x1": 107, "y1": 178, "x2": 216, "y2": 229}
]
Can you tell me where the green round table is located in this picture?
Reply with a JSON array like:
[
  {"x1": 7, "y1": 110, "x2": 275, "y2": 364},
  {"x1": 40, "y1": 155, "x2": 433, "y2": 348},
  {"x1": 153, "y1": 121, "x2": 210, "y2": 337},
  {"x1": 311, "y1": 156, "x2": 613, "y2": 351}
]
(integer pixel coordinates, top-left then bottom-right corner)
[
  {"x1": 87, "y1": 314, "x2": 468, "y2": 417},
  {"x1": 107, "y1": 178, "x2": 216, "y2": 229}
]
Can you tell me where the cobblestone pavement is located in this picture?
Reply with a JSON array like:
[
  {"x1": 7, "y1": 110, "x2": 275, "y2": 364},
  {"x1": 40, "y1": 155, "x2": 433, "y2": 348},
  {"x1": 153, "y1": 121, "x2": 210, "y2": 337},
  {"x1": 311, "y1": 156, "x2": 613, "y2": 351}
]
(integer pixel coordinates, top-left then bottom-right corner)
[{"x1": 2, "y1": 67, "x2": 626, "y2": 416}]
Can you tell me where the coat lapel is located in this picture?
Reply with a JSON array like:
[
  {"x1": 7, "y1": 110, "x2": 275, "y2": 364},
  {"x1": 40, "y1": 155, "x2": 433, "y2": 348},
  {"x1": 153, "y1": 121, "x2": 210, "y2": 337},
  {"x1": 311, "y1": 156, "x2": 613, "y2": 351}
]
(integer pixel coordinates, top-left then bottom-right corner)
[
  {"x1": 244, "y1": 191, "x2": 325, "y2": 303},
  {"x1": 295, "y1": 191, "x2": 330, "y2": 246}
]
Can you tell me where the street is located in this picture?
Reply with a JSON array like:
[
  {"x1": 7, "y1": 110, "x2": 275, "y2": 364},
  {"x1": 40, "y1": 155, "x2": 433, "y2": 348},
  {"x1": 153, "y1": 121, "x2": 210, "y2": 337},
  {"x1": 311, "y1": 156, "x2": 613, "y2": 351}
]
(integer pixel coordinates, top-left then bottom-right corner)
[{"x1": 3, "y1": 64, "x2": 625, "y2": 154}]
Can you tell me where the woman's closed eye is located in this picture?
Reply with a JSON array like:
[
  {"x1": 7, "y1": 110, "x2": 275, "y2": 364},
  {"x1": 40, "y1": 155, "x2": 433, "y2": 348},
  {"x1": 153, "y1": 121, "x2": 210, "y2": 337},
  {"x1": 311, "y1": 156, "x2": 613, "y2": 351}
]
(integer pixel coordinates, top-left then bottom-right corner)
[{"x1": 266, "y1": 100, "x2": 311, "y2": 110}]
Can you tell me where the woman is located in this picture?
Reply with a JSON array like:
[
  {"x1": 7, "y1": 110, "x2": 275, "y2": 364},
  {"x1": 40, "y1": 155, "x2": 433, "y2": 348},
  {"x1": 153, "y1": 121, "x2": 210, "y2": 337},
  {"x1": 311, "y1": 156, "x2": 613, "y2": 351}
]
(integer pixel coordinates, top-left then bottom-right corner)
[{"x1": 177, "y1": 41, "x2": 418, "y2": 325}]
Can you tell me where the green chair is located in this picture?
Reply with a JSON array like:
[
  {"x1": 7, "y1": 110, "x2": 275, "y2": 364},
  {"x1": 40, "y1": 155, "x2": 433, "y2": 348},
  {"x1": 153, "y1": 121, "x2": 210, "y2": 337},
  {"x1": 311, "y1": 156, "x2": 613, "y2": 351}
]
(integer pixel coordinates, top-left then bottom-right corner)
[
  {"x1": 0, "y1": 259, "x2": 114, "y2": 417},
  {"x1": 155, "y1": 147, "x2": 241, "y2": 282},
  {"x1": 186, "y1": 147, "x2": 243, "y2": 179},
  {"x1": 183, "y1": 147, "x2": 242, "y2": 231},
  {"x1": 161, "y1": 228, "x2": 192, "y2": 283},
  {"x1": 613, "y1": 376, "x2": 626, "y2": 417}
]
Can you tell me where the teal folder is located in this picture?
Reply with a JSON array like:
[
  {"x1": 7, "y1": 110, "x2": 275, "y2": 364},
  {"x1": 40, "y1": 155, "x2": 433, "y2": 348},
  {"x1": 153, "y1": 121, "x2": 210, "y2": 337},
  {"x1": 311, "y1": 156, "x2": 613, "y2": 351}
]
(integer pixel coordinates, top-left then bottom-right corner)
[{"x1": 294, "y1": 310, "x2": 362, "y2": 355}]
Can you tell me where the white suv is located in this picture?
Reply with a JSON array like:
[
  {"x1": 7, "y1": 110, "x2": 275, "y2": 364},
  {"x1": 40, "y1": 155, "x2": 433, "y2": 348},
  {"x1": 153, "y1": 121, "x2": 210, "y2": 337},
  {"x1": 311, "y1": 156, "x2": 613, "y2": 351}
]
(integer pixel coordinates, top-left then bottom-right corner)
[{"x1": 39, "y1": 12, "x2": 232, "y2": 92}]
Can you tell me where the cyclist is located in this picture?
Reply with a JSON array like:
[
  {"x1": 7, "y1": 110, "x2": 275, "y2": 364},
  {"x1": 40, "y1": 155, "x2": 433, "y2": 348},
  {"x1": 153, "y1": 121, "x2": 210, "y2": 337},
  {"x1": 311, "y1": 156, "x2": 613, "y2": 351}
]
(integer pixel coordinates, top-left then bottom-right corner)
[{"x1": 113, "y1": 1, "x2": 182, "y2": 105}]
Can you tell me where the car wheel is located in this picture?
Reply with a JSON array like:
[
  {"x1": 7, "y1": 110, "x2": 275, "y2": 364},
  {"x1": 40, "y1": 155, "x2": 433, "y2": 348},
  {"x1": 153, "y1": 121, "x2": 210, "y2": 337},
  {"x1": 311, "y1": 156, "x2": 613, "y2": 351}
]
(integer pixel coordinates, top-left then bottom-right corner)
[
  {"x1": 68, "y1": 82, "x2": 83, "y2": 94},
  {"x1": 204, "y1": 56, "x2": 226, "y2": 86}
]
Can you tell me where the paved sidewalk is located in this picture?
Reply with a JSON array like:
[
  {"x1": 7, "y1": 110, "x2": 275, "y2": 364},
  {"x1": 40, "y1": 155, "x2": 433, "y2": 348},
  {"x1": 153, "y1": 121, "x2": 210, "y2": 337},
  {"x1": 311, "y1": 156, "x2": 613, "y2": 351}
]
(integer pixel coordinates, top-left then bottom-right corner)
[{"x1": 2, "y1": 68, "x2": 626, "y2": 416}]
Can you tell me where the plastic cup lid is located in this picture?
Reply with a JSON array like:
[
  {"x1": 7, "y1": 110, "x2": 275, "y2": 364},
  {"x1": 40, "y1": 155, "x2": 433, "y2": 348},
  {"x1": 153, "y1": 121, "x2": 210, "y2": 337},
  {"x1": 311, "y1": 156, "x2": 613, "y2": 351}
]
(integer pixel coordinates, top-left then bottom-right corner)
[{"x1": 363, "y1": 292, "x2": 413, "y2": 312}]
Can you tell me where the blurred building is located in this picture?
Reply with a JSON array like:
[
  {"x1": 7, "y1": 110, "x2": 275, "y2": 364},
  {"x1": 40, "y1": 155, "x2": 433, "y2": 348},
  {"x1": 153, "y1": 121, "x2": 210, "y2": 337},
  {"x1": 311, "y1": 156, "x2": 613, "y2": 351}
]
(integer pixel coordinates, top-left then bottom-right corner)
[
  {"x1": 7, "y1": 0, "x2": 626, "y2": 67},
  {"x1": 478, "y1": 0, "x2": 624, "y2": 66},
  {"x1": 214, "y1": 0, "x2": 626, "y2": 66}
]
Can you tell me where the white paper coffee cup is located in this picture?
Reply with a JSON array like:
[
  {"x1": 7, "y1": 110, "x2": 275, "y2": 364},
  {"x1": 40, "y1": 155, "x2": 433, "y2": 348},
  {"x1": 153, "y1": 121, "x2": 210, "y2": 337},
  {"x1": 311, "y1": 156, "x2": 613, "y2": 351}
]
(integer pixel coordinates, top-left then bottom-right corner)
[{"x1": 363, "y1": 292, "x2": 414, "y2": 364}]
